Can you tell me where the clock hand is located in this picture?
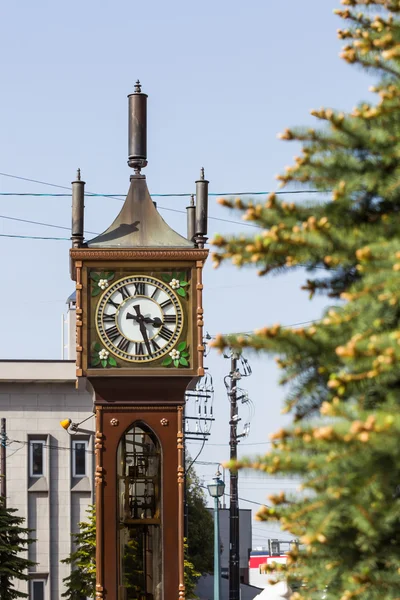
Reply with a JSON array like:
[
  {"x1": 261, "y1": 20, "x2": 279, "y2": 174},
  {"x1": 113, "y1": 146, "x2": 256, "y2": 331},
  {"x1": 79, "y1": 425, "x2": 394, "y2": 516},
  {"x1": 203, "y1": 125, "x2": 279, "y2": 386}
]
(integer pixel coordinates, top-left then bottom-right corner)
[
  {"x1": 126, "y1": 312, "x2": 162, "y2": 328},
  {"x1": 126, "y1": 305, "x2": 143, "y2": 322},
  {"x1": 143, "y1": 316, "x2": 162, "y2": 328},
  {"x1": 126, "y1": 313, "x2": 139, "y2": 322},
  {"x1": 132, "y1": 305, "x2": 152, "y2": 355}
]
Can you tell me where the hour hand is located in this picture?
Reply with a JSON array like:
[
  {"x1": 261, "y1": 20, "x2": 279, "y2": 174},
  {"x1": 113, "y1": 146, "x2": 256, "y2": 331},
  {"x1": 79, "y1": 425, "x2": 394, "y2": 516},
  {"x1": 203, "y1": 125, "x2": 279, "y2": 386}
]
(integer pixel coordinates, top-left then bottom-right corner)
[
  {"x1": 143, "y1": 316, "x2": 162, "y2": 328},
  {"x1": 127, "y1": 305, "x2": 142, "y2": 322},
  {"x1": 126, "y1": 312, "x2": 139, "y2": 322}
]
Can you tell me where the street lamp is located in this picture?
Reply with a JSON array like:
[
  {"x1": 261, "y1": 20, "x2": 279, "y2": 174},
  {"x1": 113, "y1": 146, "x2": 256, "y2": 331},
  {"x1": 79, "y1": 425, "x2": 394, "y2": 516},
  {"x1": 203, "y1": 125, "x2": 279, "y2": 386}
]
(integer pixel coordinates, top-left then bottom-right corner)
[{"x1": 207, "y1": 471, "x2": 225, "y2": 600}]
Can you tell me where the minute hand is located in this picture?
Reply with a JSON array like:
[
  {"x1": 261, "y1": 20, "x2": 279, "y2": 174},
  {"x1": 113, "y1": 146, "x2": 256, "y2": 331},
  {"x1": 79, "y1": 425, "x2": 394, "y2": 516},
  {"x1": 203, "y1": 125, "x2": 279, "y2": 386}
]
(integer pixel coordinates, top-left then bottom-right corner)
[{"x1": 133, "y1": 305, "x2": 152, "y2": 356}]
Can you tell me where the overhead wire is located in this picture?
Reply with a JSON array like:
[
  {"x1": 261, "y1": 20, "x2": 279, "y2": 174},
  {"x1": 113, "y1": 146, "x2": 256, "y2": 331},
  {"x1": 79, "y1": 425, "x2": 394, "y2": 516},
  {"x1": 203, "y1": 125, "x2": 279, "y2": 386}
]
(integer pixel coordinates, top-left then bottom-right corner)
[
  {"x1": 0, "y1": 171, "x2": 328, "y2": 198},
  {"x1": 0, "y1": 213, "x2": 98, "y2": 235},
  {"x1": 0, "y1": 171, "x2": 330, "y2": 237},
  {"x1": 0, "y1": 233, "x2": 70, "y2": 240},
  {"x1": 8, "y1": 438, "x2": 94, "y2": 454}
]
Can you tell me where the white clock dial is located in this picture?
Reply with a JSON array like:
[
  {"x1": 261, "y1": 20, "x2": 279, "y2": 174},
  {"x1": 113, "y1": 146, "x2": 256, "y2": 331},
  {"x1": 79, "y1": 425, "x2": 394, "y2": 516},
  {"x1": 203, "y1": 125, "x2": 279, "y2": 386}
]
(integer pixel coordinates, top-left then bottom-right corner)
[{"x1": 95, "y1": 275, "x2": 184, "y2": 363}]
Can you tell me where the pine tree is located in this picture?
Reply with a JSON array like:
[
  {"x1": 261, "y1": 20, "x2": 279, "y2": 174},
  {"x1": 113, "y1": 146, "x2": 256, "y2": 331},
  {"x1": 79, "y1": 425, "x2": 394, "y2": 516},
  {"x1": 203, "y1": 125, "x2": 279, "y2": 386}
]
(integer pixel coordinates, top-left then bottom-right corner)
[
  {"x1": 61, "y1": 505, "x2": 96, "y2": 599},
  {"x1": 0, "y1": 498, "x2": 35, "y2": 600},
  {"x1": 212, "y1": 1, "x2": 400, "y2": 598}
]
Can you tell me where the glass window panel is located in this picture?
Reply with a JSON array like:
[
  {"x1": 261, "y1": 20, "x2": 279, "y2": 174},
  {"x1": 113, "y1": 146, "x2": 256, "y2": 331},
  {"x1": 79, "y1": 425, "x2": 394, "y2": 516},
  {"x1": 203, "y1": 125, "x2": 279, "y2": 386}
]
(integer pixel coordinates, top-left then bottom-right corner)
[
  {"x1": 117, "y1": 423, "x2": 162, "y2": 600},
  {"x1": 73, "y1": 441, "x2": 87, "y2": 477},
  {"x1": 32, "y1": 580, "x2": 45, "y2": 600},
  {"x1": 30, "y1": 442, "x2": 44, "y2": 477}
]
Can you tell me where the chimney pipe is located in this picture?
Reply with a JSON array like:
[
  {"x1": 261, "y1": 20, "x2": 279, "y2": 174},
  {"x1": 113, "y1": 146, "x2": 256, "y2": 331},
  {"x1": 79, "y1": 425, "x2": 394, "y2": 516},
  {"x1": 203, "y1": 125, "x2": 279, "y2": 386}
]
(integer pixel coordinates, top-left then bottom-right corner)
[
  {"x1": 186, "y1": 194, "x2": 195, "y2": 242},
  {"x1": 71, "y1": 169, "x2": 85, "y2": 248},
  {"x1": 128, "y1": 80, "x2": 148, "y2": 174},
  {"x1": 195, "y1": 168, "x2": 209, "y2": 247}
]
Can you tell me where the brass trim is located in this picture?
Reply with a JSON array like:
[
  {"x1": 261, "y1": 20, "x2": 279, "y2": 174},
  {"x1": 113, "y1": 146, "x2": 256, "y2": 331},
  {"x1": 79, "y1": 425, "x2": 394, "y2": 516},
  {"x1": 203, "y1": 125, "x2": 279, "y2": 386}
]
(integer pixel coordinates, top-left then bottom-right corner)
[
  {"x1": 177, "y1": 405, "x2": 185, "y2": 600},
  {"x1": 196, "y1": 261, "x2": 205, "y2": 377},
  {"x1": 71, "y1": 248, "x2": 208, "y2": 261},
  {"x1": 76, "y1": 263, "x2": 83, "y2": 376},
  {"x1": 100, "y1": 405, "x2": 178, "y2": 413},
  {"x1": 95, "y1": 410, "x2": 104, "y2": 597},
  {"x1": 87, "y1": 367, "x2": 198, "y2": 378}
]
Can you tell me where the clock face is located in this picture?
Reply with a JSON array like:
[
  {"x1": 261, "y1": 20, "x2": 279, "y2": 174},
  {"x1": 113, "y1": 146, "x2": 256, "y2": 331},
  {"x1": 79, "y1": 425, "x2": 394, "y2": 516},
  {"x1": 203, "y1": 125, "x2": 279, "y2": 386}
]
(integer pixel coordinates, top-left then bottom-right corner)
[{"x1": 95, "y1": 275, "x2": 184, "y2": 363}]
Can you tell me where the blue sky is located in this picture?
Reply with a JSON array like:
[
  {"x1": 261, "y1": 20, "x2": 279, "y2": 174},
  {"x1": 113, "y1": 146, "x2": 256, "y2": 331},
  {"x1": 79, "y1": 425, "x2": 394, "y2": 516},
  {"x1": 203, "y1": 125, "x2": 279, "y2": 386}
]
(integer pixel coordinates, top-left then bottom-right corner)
[{"x1": 0, "y1": 1, "x2": 374, "y2": 543}]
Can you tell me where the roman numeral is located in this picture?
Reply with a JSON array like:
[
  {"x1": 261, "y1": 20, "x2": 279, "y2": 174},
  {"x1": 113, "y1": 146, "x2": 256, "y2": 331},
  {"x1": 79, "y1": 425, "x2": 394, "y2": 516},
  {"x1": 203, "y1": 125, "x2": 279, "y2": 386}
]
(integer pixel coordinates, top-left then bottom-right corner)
[
  {"x1": 134, "y1": 281, "x2": 145, "y2": 296},
  {"x1": 108, "y1": 298, "x2": 120, "y2": 310},
  {"x1": 117, "y1": 337, "x2": 130, "y2": 353},
  {"x1": 135, "y1": 342, "x2": 145, "y2": 356},
  {"x1": 158, "y1": 326, "x2": 173, "y2": 342},
  {"x1": 160, "y1": 299, "x2": 172, "y2": 309},
  {"x1": 103, "y1": 313, "x2": 116, "y2": 323},
  {"x1": 151, "y1": 339, "x2": 161, "y2": 353},
  {"x1": 163, "y1": 314, "x2": 177, "y2": 324},
  {"x1": 120, "y1": 285, "x2": 130, "y2": 300},
  {"x1": 151, "y1": 286, "x2": 160, "y2": 300},
  {"x1": 106, "y1": 326, "x2": 120, "y2": 342}
]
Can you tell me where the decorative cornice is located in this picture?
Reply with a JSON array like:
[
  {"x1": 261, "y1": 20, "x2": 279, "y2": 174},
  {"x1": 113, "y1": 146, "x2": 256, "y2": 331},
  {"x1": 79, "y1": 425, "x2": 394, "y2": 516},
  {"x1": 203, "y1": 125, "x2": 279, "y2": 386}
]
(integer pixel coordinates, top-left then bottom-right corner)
[
  {"x1": 100, "y1": 405, "x2": 178, "y2": 412},
  {"x1": 70, "y1": 248, "x2": 208, "y2": 261}
]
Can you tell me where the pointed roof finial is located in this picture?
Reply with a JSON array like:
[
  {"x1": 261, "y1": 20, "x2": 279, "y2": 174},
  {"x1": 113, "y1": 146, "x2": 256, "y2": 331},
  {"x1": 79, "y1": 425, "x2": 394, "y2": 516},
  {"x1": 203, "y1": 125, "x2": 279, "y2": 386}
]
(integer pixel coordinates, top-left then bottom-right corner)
[
  {"x1": 200, "y1": 167, "x2": 205, "y2": 180},
  {"x1": 134, "y1": 80, "x2": 142, "y2": 93},
  {"x1": 190, "y1": 194, "x2": 195, "y2": 206},
  {"x1": 76, "y1": 168, "x2": 81, "y2": 181}
]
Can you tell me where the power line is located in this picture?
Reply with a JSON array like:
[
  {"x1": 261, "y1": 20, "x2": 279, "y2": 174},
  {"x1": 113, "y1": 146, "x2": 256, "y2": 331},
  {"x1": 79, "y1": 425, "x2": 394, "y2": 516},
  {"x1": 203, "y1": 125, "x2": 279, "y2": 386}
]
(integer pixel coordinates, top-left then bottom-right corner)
[
  {"x1": 0, "y1": 190, "x2": 328, "y2": 198},
  {"x1": 187, "y1": 441, "x2": 273, "y2": 447},
  {"x1": 0, "y1": 214, "x2": 98, "y2": 235},
  {"x1": 0, "y1": 233, "x2": 70, "y2": 240},
  {"x1": 205, "y1": 320, "x2": 317, "y2": 339},
  {"x1": 8, "y1": 438, "x2": 94, "y2": 454},
  {"x1": 0, "y1": 172, "x2": 330, "y2": 236},
  {"x1": 0, "y1": 171, "x2": 327, "y2": 198}
]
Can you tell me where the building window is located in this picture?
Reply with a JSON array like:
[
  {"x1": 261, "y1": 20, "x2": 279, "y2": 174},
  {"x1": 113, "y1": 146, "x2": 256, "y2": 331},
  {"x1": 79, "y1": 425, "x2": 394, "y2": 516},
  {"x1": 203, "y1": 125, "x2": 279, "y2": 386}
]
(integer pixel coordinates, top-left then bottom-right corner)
[
  {"x1": 29, "y1": 441, "x2": 45, "y2": 477},
  {"x1": 72, "y1": 440, "x2": 88, "y2": 477},
  {"x1": 31, "y1": 579, "x2": 45, "y2": 600}
]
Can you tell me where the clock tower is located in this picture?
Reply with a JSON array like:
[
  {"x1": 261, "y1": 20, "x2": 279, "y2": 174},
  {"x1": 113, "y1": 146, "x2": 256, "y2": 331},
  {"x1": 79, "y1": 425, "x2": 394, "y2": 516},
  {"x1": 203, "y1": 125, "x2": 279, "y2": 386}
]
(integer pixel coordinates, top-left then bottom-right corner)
[{"x1": 70, "y1": 82, "x2": 209, "y2": 600}]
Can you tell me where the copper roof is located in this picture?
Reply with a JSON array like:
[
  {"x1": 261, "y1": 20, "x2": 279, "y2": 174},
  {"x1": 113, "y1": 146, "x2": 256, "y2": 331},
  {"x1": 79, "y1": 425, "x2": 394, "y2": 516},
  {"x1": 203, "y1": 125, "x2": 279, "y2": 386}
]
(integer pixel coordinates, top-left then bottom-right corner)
[{"x1": 87, "y1": 175, "x2": 193, "y2": 248}]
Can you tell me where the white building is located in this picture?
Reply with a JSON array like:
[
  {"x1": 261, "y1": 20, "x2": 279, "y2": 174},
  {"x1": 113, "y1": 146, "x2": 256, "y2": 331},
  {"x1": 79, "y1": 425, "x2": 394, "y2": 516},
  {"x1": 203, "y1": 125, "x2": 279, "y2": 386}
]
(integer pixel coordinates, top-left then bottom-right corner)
[{"x1": 0, "y1": 298, "x2": 94, "y2": 600}]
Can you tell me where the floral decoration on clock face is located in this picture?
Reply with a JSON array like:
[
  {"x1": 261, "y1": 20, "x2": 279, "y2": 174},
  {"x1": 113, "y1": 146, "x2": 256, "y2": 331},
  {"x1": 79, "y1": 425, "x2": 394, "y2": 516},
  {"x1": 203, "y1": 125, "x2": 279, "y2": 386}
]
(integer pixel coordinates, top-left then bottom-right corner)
[{"x1": 94, "y1": 274, "x2": 186, "y2": 364}]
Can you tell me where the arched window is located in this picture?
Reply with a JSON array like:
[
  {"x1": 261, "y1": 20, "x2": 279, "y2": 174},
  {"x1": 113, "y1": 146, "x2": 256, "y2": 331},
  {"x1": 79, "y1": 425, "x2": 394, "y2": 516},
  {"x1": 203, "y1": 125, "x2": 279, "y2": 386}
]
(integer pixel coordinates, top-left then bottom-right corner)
[{"x1": 117, "y1": 422, "x2": 162, "y2": 600}]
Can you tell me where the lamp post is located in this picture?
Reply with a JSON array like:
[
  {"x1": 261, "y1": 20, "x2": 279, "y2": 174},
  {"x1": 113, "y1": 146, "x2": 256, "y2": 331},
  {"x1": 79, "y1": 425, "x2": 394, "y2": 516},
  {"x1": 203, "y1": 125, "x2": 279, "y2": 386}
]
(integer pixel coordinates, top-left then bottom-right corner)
[{"x1": 207, "y1": 471, "x2": 225, "y2": 600}]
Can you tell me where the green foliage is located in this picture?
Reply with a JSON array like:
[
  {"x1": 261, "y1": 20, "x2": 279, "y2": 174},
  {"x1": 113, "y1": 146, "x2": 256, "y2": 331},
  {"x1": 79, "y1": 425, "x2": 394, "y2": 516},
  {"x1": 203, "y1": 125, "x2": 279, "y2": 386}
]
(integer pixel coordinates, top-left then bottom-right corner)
[
  {"x1": 184, "y1": 540, "x2": 201, "y2": 599},
  {"x1": 212, "y1": 1, "x2": 400, "y2": 598},
  {"x1": 186, "y1": 466, "x2": 214, "y2": 577},
  {"x1": 0, "y1": 497, "x2": 35, "y2": 600},
  {"x1": 61, "y1": 505, "x2": 96, "y2": 599},
  {"x1": 212, "y1": 2, "x2": 400, "y2": 421}
]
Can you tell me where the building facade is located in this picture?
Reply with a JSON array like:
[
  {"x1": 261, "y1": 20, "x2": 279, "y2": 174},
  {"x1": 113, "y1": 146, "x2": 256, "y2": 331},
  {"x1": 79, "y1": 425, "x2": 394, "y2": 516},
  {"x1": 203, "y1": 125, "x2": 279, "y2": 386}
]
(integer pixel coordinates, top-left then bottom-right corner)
[{"x1": 0, "y1": 301, "x2": 96, "y2": 599}]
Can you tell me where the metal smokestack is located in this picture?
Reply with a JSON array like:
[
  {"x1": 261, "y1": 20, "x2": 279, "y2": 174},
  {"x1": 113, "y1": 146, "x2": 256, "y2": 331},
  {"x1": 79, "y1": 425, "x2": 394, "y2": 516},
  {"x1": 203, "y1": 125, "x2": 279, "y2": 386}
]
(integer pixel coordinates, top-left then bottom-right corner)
[
  {"x1": 186, "y1": 194, "x2": 195, "y2": 242},
  {"x1": 128, "y1": 80, "x2": 148, "y2": 173},
  {"x1": 195, "y1": 168, "x2": 209, "y2": 247},
  {"x1": 71, "y1": 169, "x2": 85, "y2": 248}
]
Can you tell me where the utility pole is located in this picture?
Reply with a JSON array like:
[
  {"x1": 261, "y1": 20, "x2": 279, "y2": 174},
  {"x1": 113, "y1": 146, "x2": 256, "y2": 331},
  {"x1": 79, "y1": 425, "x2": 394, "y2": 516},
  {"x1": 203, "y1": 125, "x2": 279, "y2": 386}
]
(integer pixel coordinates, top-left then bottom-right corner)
[
  {"x1": 1, "y1": 418, "x2": 6, "y2": 505},
  {"x1": 229, "y1": 353, "x2": 240, "y2": 600}
]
